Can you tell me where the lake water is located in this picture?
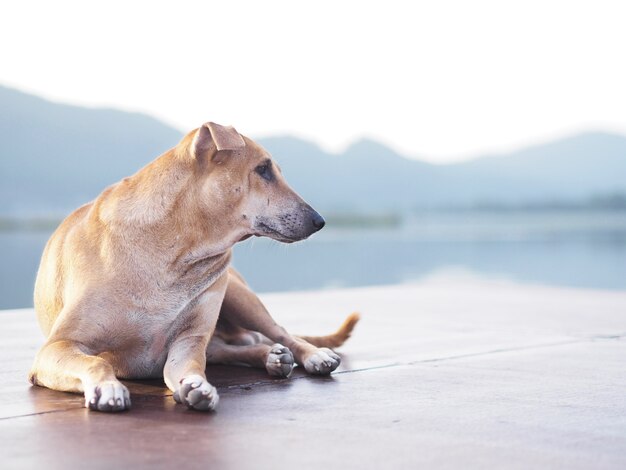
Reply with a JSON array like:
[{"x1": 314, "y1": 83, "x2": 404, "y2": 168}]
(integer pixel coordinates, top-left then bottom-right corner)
[{"x1": 1, "y1": 210, "x2": 625, "y2": 309}]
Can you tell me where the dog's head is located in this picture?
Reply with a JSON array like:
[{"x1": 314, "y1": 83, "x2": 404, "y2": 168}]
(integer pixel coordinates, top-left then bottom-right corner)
[{"x1": 186, "y1": 121, "x2": 325, "y2": 243}]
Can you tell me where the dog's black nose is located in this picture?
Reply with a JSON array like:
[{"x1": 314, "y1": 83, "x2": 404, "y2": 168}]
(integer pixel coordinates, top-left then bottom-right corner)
[{"x1": 312, "y1": 212, "x2": 326, "y2": 230}]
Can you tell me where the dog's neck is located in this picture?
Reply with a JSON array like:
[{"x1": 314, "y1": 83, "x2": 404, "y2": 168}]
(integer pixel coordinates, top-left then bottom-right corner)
[{"x1": 96, "y1": 148, "x2": 248, "y2": 270}]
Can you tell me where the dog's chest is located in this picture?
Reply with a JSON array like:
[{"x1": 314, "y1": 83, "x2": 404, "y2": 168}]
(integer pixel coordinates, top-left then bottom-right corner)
[
  {"x1": 100, "y1": 253, "x2": 230, "y2": 378},
  {"x1": 117, "y1": 283, "x2": 224, "y2": 377}
]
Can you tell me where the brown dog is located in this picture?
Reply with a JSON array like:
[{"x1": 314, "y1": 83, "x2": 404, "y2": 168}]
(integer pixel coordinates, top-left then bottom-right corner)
[{"x1": 29, "y1": 122, "x2": 358, "y2": 412}]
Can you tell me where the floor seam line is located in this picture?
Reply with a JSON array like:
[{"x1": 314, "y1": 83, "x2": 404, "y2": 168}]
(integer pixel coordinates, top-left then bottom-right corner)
[
  {"x1": 406, "y1": 338, "x2": 587, "y2": 366},
  {"x1": 225, "y1": 337, "x2": 596, "y2": 388},
  {"x1": 0, "y1": 407, "x2": 79, "y2": 421}
]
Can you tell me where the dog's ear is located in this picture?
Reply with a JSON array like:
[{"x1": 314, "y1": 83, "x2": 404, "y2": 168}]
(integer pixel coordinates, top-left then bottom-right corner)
[{"x1": 192, "y1": 122, "x2": 245, "y2": 163}]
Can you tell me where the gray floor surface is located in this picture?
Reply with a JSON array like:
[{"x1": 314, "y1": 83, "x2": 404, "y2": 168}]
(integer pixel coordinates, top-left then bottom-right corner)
[{"x1": 1, "y1": 277, "x2": 625, "y2": 469}]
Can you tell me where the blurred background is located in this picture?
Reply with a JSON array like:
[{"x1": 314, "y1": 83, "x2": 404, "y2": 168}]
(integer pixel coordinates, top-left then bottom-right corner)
[{"x1": 1, "y1": 1, "x2": 625, "y2": 309}]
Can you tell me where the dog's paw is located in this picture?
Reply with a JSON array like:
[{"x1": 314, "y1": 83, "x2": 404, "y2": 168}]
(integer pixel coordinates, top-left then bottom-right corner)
[
  {"x1": 302, "y1": 348, "x2": 341, "y2": 375},
  {"x1": 173, "y1": 375, "x2": 219, "y2": 411},
  {"x1": 266, "y1": 343, "x2": 295, "y2": 378},
  {"x1": 84, "y1": 380, "x2": 131, "y2": 412}
]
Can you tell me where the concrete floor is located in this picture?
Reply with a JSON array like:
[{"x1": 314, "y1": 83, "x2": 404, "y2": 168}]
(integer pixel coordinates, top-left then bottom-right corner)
[{"x1": 1, "y1": 276, "x2": 625, "y2": 469}]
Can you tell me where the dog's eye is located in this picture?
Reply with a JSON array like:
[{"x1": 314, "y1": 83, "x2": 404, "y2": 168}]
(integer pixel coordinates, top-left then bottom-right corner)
[{"x1": 255, "y1": 162, "x2": 274, "y2": 182}]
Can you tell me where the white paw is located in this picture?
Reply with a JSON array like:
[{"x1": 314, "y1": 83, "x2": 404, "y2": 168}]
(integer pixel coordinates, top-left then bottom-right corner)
[
  {"x1": 173, "y1": 375, "x2": 219, "y2": 411},
  {"x1": 84, "y1": 380, "x2": 131, "y2": 412},
  {"x1": 302, "y1": 348, "x2": 341, "y2": 375},
  {"x1": 266, "y1": 343, "x2": 295, "y2": 378}
]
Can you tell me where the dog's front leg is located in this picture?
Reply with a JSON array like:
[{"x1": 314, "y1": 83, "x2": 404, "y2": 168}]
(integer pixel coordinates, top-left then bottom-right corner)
[
  {"x1": 165, "y1": 334, "x2": 219, "y2": 411},
  {"x1": 30, "y1": 339, "x2": 131, "y2": 412},
  {"x1": 163, "y1": 276, "x2": 228, "y2": 411}
]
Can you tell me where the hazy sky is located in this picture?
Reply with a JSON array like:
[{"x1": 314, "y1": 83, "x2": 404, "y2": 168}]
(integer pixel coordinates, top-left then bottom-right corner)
[{"x1": 2, "y1": 0, "x2": 625, "y2": 162}]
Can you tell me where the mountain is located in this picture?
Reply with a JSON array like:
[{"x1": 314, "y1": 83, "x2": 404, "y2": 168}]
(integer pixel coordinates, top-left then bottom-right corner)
[
  {"x1": 1, "y1": 84, "x2": 626, "y2": 216},
  {"x1": 0, "y1": 85, "x2": 182, "y2": 215},
  {"x1": 444, "y1": 133, "x2": 626, "y2": 204},
  {"x1": 258, "y1": 136, "x2": 441, "y2": 211},
  {"x1": 261, "y1": 133, "x2": 626, "y2": 211}
]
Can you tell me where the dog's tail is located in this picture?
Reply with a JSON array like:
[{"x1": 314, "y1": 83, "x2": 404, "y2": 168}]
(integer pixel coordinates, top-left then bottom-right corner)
[{"x1": 297, "y1": 312, "x2": 361, "y2": 349}]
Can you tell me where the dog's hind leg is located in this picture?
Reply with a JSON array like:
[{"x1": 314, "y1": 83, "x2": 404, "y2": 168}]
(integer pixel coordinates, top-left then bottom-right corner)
[
  {"x1": 206, "y1": 337, "x2": 294, "y2": 378},
  {"x1": 29, "y1": 340, "x2": 131, "y2": 412},
  {"x1": 220, "y1": 269, "x2": 341, "y2": 375}
]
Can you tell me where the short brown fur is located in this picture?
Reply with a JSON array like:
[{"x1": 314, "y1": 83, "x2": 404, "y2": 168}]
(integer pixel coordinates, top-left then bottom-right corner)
[{"x1": 30, "y1": 122, "x2": 358, "y2": 412}]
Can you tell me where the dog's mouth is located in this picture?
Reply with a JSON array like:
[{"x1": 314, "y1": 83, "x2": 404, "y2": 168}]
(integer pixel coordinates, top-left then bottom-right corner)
[{"x1": 255, "y1": 221, "x2": 299, "y2": 243}]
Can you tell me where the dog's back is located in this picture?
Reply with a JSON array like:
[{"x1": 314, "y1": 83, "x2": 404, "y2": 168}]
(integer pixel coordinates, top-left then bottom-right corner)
[{"x1": 34, "y1": 203, "x2": 93, "y2": 336}]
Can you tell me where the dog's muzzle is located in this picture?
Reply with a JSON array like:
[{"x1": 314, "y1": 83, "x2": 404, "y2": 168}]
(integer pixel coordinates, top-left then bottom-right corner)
[{"x1": 255, "y1": 206, "x2": 325, "y2": 243}]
